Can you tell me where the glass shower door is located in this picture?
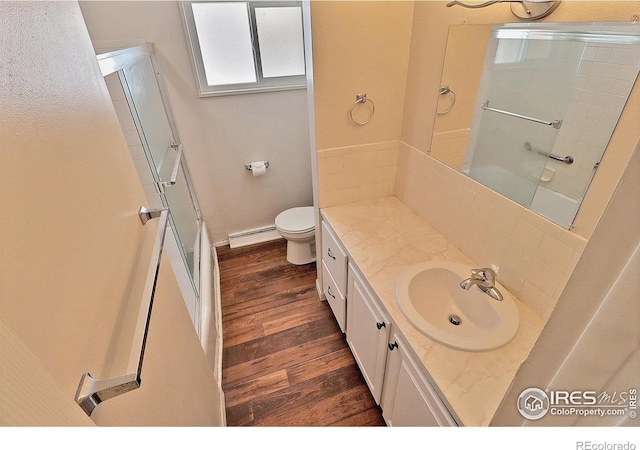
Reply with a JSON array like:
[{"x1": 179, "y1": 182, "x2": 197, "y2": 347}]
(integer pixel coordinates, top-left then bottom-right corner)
[
  {"x1": 120, "y1": 55, "x2": 202, "y2": 297},
  {"x1": 468, "y1": 33, "x2": 585, "y2": 207}
]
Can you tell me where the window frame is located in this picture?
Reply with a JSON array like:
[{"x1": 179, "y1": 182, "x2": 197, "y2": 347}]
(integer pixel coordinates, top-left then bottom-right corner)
[{"x1": 182, "y1": 0, "x2": 307, "y2": 97}]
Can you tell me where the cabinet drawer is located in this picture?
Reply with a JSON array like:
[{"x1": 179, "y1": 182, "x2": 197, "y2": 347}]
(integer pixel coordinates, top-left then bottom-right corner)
[
  {"x1": 322, "y1": 261, "x2": 346, "y2": 333},
  {"x1": 321, "y1": 221, "x2": 348, "y2": 294}
]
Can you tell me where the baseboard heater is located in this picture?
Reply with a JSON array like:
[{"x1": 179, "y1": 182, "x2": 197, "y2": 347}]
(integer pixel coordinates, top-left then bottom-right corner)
[{"x1": 227, "y1": 225, "x2": 281, "y2": 249}]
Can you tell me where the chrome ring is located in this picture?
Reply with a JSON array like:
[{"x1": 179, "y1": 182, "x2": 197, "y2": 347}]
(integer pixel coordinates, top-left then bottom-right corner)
[
  {"x1": 349, "y1": 94, "x2": 375, "y2": 126},
  {"x1": 436, "y1": 85, "x2": 456, "y2": 115}
]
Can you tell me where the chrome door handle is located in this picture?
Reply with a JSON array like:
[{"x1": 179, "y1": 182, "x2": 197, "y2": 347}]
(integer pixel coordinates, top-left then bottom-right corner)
[{"x1": 158, "y1": 143, "x2": 183, "y2": 189}]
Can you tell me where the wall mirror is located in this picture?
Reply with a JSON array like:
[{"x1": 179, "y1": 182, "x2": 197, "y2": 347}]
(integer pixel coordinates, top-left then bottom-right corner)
[{"x1": 432, "y1": 22, "x2": 640, "y2": 230}]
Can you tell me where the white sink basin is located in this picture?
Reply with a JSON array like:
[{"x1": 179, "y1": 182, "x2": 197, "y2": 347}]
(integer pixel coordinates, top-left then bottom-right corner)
[{"x1": 395, "y1": 261, "x2": 519, "y2": 352}]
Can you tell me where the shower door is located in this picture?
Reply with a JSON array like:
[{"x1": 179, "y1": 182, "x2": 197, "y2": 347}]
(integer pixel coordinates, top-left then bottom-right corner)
[
  {"x1": 119, "y1": 55, "x2": 202, "y2": 293},
  {"x1": 468, "y1": 33, "x2": 585, "y2": 207},
  {"x1": 99, "y1": 44, "x2": 203, "y2": 328}
]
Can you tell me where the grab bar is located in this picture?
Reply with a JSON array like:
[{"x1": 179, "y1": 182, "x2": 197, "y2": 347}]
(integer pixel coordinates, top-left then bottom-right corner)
[
  {"x1": 482, "y1": 101, "x2": 562, "y2": 129},
  {"x1": 74, "y1": 206, "x2": 169, "y2": 416},
  {"x1": 525, "y1": 141, "x2": 573, "y2": 165}
]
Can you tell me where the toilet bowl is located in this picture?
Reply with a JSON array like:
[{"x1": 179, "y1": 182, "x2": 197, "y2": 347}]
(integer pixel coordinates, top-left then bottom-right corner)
[{"x1": 275, "y1": 206, "x2": 316, "y2": 265}]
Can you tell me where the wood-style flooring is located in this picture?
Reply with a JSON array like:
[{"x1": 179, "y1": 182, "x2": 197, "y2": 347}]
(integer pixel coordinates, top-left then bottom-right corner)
[{"x1": 218, "y1": 239, "x2": 385, "y2": 426}]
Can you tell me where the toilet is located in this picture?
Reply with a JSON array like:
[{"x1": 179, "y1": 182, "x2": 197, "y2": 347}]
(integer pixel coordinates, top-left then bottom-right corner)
[{"x1": 275, "y1": 206, "x2": 316, "y2": 265}]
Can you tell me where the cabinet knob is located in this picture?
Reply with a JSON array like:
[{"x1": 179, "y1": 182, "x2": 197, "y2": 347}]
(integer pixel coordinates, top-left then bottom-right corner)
[
  {"x1": 327, "y1": 248, "x2": 336, "y2": 260},
  {"x1": 388, "y1": 342, "x2": 398, "y2": 351},
  {"x1": 327, "y1": 285, "x2": 336, "y2": 299},
  {"x1": 376, "y1": 322, "x2": 386, "y2": 330}
]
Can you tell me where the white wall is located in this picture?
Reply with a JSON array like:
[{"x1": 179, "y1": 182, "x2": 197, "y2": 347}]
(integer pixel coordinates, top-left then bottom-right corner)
[
  {"x1": 311, "y1": 1, "x2": 414, "y2": 208},
  {"x1": 0, "y1": 0, "x2": 223, "y2": 426},
  {"x1": 79, "y1": 1, "x2": 313, "y2": 244}
]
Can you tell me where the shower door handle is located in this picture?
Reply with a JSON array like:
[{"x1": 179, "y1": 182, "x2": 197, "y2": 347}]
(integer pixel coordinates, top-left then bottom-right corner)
[
  {"x1": 74, "y1": 206, "x2": 169, "y2": 416},
  {"x1": 524, "y1": 142, "x2": 573, "y2": 165},
  {"x1": 157, "y1": 144, "x2": 183, "y2": 192}
]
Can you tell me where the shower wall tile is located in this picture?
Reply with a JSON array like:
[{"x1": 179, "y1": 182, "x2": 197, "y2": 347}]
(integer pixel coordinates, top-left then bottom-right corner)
[
  {"x1": 317, "y1": 140, "x2": 398, "y2": 208},
  {"x1": 544, "y1": 40, "x2": 640, "y2": 200},
  {"x1": 395, "y1": 142, "x2": 588, "y2": 321}
]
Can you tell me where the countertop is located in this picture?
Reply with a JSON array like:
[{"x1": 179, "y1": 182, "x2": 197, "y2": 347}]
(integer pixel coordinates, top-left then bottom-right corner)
[{"x1": 320, "y1": 196, "x2": 544, "y2": 426}]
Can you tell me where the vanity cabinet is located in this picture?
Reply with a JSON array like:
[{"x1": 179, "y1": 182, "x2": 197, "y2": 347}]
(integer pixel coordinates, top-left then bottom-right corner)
[
  {"x1": 346, "y1": 263, "x2": 390, "y2": 404},
  {"x1": 320, "y1": 213, "x2": 458, "y2": 426},
  {"x1": 381, "y1": 334, "x2": 457, "y2": 427},
  {"x1": 321, "y1": 221, "x2": 348, "y2": 332}
]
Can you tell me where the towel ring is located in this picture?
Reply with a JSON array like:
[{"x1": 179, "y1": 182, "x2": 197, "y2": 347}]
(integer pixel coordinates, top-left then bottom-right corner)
[
  {"x1": 436, "y1": 85, "x2": 456, "y2": 115},
  {"x1": 349, "y1": 94, "x2": 375, "y2": 126}
]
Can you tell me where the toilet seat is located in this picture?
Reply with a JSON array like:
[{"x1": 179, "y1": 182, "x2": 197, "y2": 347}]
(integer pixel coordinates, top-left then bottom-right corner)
[{"x1": 275, "y1": 206, "x2": 314, "y2": 234}]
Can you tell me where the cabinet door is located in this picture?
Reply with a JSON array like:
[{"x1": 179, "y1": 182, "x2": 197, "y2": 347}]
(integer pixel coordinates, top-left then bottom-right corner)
[
  {"x1": 381, "y1": 335, "x2": 457, "y2": 427},
  {"x1": 346, "y1": 264, "x2": 390, "y2": 404}
]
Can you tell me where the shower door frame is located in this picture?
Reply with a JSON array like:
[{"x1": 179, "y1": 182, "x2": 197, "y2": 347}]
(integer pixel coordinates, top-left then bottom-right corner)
[
  {"x1": 97, "y1": 43, "x2": 204, "y2": 319},
  {"x1": 98, "y1": 43, "x2": 203, "y2": 221}
]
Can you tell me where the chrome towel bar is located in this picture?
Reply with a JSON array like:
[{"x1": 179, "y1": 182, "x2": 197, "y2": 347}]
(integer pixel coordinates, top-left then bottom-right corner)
[
  {"x1": 482, "y1": 101, "x2": 562, "y2": 129},
  {"x1": 74, "y1": 206, "x2": 169, "y2": 416}
]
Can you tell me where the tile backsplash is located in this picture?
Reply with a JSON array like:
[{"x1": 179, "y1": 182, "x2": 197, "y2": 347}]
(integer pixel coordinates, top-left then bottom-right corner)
[
  {"x1": 317, "y1": 140, "x2": 398, "y2": 208},
  {"x1": 395, "y1": 141, "x2": 588, "y2": 321}
]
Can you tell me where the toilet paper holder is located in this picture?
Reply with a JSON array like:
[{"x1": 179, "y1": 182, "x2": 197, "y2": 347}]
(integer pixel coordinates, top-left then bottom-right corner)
[{"x1": 245, "y1": 161, "x2": 270, "y2": 170}]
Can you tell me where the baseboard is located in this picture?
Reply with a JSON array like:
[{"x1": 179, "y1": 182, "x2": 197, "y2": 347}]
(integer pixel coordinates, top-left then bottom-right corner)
[{"x1": 227, "y1": 225, "x2": 281, "y2": 248}]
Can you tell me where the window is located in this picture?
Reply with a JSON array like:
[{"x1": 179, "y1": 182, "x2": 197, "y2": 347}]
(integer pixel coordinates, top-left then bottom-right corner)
[{"x1": 182, "y1": 1, "x2": 306, "y2": 96}]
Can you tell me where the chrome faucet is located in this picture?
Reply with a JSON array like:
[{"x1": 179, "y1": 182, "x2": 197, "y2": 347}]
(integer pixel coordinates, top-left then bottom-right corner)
[{"x1": 460, "y1": 267, "x2": 503, "y2": 301}]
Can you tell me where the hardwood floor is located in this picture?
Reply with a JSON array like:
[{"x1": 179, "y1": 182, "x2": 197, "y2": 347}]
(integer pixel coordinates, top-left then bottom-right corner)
[{"x1": 218, "y1": 239, "x2": 385, "y2": 426}]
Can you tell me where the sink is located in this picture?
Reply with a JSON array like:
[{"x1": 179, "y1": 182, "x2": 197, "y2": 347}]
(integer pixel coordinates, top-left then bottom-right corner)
[{"x1": 395, "y1": 261, "x2": 519, "y2": 352}]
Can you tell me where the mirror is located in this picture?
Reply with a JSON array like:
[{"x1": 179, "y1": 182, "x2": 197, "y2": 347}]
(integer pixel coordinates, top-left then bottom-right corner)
[{"x1": 432, "y1": 22, "x2": 640, "y2": 229}]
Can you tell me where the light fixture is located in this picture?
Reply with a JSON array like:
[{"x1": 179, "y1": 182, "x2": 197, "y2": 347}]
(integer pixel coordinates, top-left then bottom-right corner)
[{"x1": 446, "y1": 0, "x2": 561, "y2": 21}]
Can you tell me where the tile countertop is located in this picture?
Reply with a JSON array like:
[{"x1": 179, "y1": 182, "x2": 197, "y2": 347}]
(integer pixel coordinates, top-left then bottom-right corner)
[{"x1": 320, "y1": 196, "x2": 544, "y2": 427}]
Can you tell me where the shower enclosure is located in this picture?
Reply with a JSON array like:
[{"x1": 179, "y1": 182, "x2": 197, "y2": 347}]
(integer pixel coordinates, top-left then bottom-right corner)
[
  {"x1": 463, "y1": 23, "x2": 640, "y2": 229},
  {"x1": 97, "y1": 44, "x2": 205, "y2": 335}
]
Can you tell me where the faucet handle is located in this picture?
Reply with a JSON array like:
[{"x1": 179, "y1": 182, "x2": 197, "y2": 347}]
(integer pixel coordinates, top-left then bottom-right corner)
[{"x1": 471, "y1": 267, "x2": 496, "y2": 282}]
